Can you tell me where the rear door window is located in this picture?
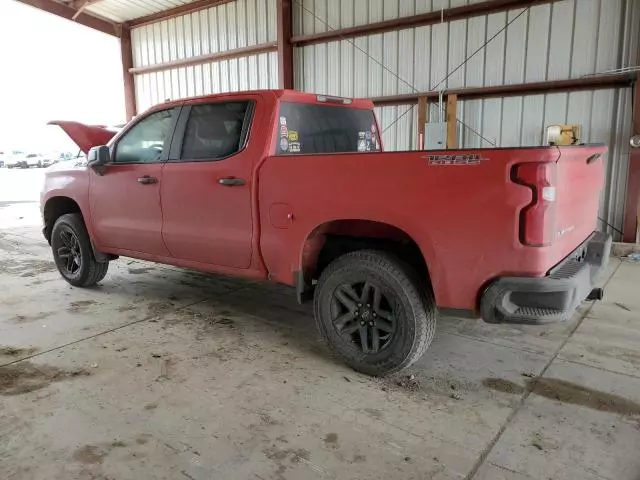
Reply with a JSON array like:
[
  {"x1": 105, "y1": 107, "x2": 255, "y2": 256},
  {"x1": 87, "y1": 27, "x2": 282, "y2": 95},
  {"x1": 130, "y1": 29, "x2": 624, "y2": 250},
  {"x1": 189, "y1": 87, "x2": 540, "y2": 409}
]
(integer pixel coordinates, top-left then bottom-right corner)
[
  {"x1": 276, "y1": 102, "x2": 380, "y2": 155},
  {"x1": 180, "y1": 102, "x2": 252, "y2": 161}
]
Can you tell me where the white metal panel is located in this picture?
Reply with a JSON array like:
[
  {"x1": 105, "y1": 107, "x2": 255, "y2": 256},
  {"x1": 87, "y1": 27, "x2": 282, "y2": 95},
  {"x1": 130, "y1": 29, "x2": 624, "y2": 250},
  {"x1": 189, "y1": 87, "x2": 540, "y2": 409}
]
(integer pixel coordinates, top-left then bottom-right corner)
[
  {"x1": 447, "y1": 19, "x2": 467, "y2": 89},
  {"x1": 294, "y1": 0, "x2": 489, "y2": 34},
  {"x1": 524, "y1": 4, "x2": 550, "y2": 82},
  {"x1": 413, "y1": 26, "x2": 430, "y2": 91},
  {"x1": 131, "y1": 0, "x2": 277, "y2": 68},
  {"x1": 375, "y1": 104, "x2": 417, "y2": 152},
  {"x1": 87, "y1": 0, "x2": 202, "y2": 23},
  {"x1": 546, "y1": 0, "x2": 574, "y2": 80},
  {"x1": 134, "y1": 51, "x2": 278, "y2": 112},
  {"x1": 295, "y1": 0, "x2": 627, "y2": 96},
  {"x1": 131, "y1": 0, "x2": 277, "y2": 115}
]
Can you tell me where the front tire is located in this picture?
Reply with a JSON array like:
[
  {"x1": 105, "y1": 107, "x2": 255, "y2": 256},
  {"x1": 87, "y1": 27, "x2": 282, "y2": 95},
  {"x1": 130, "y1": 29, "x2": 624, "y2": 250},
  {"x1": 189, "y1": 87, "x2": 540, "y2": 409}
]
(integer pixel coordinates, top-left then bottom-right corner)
[
  {"x1": 314, "y1": 250, "x2": 436, "y2": 376},
  {"x1": 51, "y1": 213, "x2": 109, "y2": 287}
]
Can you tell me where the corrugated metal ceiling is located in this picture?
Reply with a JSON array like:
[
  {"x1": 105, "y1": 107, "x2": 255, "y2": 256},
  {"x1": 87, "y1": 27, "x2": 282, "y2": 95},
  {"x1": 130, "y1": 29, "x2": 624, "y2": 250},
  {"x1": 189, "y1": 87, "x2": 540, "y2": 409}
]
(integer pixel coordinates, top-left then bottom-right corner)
[{"x1": 84, "y1": 0, "x2": 202, "y2": 23}]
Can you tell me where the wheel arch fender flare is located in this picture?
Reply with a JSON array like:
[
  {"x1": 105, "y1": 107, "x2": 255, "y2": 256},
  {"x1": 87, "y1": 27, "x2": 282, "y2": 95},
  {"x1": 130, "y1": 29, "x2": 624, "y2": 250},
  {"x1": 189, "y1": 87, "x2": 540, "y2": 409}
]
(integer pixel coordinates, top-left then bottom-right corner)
[{"x1": 295, "y1": 218, "x2": 437, "y2": 303}]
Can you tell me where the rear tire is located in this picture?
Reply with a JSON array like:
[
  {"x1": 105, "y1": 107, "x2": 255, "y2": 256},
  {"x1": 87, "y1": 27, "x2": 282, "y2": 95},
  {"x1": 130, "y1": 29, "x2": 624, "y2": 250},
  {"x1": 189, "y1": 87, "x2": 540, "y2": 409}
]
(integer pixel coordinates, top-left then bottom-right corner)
[
  {"x1": 51, "y1": 213, "x2": 109, "y2": 287},
  {"x1": 314, "y1": 250, "x2": 436, "y2": 376}
]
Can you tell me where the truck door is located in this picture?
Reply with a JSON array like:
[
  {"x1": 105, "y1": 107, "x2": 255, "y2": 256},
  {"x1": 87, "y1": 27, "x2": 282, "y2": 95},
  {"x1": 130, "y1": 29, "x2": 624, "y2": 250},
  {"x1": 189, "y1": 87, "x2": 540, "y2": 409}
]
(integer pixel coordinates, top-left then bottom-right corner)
[
  {"x1": 89, "y1": 107, "x2": 179, "y2": 256},
  {"x1": 160, "y1": 98, "x2": 259, "y2": 268}
]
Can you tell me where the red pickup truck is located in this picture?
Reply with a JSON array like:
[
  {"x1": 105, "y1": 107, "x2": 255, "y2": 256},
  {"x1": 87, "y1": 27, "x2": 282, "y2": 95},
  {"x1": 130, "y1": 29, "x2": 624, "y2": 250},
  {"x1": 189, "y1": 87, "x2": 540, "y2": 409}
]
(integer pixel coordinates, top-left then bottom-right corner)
[{"x1": 42, "y1": 89, "x2": 611, "y2": 376}]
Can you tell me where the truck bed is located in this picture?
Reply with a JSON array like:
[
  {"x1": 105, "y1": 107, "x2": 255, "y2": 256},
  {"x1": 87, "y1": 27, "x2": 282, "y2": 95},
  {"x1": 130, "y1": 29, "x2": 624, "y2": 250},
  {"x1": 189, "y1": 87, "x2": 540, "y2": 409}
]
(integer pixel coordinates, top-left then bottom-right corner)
[{"x1": 258, "y1": 145, "x2": 606, "y2": 311}]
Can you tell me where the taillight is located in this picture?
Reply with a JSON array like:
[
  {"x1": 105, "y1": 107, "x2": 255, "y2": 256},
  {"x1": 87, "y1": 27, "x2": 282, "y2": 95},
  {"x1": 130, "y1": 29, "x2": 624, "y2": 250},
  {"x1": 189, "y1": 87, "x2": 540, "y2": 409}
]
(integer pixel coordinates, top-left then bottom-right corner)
[{"x1": 514, "y1": 162, "x2": 557, "y2": 247}]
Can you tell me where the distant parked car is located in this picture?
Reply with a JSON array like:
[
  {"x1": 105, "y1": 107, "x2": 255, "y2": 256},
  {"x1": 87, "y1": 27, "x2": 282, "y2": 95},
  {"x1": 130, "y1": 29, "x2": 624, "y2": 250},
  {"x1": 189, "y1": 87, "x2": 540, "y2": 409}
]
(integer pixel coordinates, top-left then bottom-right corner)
[
  {"x1": 6, "y1": 151, "x2": 26, "y2": 168},
  {"x1": 41, "y1": 155, "x2": 56, "y2": 167},
  {"x1": 24, "y1": 153, "x2": 48, "y2": 168}
]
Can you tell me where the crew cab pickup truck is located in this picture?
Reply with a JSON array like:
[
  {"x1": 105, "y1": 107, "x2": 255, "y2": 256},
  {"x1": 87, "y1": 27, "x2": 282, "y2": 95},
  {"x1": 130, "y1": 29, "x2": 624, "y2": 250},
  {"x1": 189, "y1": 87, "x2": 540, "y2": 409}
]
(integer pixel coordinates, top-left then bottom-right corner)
[{"x1": 42, "y1": 89, "x2": 611, "y2": 375}]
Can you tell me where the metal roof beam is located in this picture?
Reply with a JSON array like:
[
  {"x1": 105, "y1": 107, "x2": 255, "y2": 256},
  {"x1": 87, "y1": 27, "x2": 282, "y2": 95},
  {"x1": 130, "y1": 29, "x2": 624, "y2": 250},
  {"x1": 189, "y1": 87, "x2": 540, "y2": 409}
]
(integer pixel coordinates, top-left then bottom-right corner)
[
  {"x1": 128, "y1": 42, "x2": 278, "y2": 75},
  {"x1": 291, "y1": 0, "x2": 559, "y2": 47},
  {"x1": 370, "y1": 74, "x2": 637, "y2": 106},
  {"x1": 14, "y1": 0, "x2": 120, "y2": 36},
  {"x1": 68, "y1": 0, "x2": 104, "y2": 7}
]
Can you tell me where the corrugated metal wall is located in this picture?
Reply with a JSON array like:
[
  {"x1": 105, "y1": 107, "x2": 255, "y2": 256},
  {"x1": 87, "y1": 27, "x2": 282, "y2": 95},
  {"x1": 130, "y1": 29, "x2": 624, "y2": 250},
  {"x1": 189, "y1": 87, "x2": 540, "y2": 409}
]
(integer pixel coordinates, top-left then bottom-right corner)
[
  {"x1": 295, "y1": 0, "x2": 627, "y2": 114},
  {"x1": 131, "y1": 0, "x2": 278, "y2": 113},
  {"x1": 294, "y1": 0, "x2": 640, "y2": 238}
]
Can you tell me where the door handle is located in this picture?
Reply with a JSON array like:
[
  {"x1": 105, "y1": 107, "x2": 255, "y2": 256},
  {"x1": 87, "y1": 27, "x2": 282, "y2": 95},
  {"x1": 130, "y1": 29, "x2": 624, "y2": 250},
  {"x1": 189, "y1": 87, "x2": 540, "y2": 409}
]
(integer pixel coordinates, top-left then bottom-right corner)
[
  {"x1": 137, "y1": 175, "x2": 158, "y2": 185},
  {"x1": 218, "y1": 177, "x2": 246, "y2": 187}
]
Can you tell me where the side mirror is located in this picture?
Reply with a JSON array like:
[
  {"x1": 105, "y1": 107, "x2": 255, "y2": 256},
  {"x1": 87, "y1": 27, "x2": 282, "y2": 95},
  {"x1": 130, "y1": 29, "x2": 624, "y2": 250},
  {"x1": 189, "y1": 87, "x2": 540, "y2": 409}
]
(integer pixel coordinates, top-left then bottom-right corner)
[{"x1": 87, "y1": 145, "x2": 110, "y2": 175}]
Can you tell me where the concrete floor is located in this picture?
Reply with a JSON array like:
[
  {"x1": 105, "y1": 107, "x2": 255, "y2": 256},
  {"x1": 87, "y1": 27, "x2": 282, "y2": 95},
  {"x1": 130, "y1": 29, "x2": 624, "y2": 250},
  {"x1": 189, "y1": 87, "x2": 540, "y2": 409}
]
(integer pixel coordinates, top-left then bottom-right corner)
[{"x1": 1, "y1": 167, "x2": 640, "y2": 480}]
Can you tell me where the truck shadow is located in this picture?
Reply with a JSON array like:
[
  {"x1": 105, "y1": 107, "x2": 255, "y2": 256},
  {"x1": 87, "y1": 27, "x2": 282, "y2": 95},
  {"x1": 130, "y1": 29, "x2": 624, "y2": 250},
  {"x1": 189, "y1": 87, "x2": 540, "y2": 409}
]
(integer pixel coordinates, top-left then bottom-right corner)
[{"x1": 103, "y1": 266, "x2": 344, "y2": 368}]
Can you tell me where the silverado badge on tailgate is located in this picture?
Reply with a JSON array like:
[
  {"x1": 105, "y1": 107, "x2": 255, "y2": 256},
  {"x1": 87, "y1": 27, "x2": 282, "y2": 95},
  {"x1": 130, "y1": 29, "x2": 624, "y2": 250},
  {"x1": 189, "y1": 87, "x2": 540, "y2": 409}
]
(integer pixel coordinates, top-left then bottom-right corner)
[{"x1": 425, "y1": 154, "x2": 488, "y2": 165}]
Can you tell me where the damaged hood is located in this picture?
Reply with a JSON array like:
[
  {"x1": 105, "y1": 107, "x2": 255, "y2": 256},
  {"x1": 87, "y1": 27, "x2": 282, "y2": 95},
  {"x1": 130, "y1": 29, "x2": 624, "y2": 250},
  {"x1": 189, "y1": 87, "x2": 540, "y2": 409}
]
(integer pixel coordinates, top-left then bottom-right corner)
[{"x1": 49, "y1": 120, "x2": 120, "y2": 154}]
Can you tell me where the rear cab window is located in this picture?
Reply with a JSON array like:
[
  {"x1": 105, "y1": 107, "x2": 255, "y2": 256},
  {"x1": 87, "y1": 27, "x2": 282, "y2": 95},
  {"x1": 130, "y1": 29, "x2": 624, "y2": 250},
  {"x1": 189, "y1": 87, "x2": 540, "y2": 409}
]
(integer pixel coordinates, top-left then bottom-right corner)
[{"x1": 276, "y1": 100, "x2": 381, "y2": 155}]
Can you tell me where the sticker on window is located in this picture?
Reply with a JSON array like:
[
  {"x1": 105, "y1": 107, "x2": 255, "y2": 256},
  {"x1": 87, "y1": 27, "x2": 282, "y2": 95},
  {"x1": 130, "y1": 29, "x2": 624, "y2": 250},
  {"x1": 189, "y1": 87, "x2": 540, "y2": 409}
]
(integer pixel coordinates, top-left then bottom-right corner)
[
  {"x1": 289, "y1": 142, "x2": 301, "y2": 153},
  {"x1": 280, "y1": 116, "x2": 287, "y2": 126},
  {"x1": 280, "y1": 137, "x2": 289, "y2": 152},
  {"x1": 358, "y1": 131, "x2": 366, "y2": 139},
  {"x1": 288, "y1": 130, "x2": 299, "y2": 142},
  {"x1": 357, "y1": 139, "x2": 367, "y2": 152},
  {"x1": 280, "y1": 125, "x2": 288, "y2": 136}
]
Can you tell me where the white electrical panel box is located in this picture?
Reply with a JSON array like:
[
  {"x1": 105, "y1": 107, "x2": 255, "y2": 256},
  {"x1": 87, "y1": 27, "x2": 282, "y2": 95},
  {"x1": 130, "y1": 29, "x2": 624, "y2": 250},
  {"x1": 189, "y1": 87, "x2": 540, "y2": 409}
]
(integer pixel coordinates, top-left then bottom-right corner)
[
  {"x1": 424, "y1": 122, "x2": 447, "y2": 150},
  {"x1": 423, "y1": 122, "x2": 466, "y2": 150}
]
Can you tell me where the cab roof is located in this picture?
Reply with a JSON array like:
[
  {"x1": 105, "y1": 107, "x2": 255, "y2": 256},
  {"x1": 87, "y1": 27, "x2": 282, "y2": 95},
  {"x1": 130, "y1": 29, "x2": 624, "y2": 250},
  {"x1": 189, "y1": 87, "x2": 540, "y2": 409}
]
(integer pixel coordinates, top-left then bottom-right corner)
[{"x1": 156, "y1": 89, "x2": 375, "y2": 111}]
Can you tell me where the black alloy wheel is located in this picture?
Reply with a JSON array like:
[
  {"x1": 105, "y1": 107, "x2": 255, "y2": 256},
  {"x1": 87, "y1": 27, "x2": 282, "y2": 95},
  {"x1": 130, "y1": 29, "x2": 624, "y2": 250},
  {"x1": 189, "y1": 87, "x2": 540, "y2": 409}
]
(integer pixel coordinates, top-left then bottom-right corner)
[
  {"x1": 331, "y1": 281, "x2": 397, "y2": 354},
  {"x1": 56, "y1": 227, "x2": 82, "y2": 276},
  {"x1": 314, "y1": 250, "x2": 437, "y2": 376},
  {"x1": 51, "y1": 213, "x2": 109, "y2": 287}
]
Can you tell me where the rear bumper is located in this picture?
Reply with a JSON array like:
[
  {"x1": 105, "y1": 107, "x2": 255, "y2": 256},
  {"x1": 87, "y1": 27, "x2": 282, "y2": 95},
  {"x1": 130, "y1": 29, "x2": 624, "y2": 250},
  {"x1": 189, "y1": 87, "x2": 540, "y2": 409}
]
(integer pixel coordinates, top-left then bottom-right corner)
[{"x1": 480, "y1": 231, "x2": 611, "y2": 324}]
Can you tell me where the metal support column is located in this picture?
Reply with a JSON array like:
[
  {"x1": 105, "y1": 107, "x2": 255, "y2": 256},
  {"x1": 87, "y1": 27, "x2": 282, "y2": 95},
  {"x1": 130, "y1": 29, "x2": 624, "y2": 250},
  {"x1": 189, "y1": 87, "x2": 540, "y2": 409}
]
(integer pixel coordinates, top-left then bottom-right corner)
[
  {"x1": 277, "y1": 0, "x2": 294, "y2": 90},
  {"x1": 623, "y1": 80, "x2": 640, "y2": 243},
  {"x1": 120, "y1": 26, "x2": 137, "y2": 121}
]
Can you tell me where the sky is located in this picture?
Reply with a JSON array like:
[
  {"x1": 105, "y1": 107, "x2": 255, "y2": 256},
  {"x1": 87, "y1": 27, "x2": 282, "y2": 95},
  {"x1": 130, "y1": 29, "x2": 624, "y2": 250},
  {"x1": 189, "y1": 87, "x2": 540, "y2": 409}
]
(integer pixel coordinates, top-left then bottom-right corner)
[{"x1": 0, "y1": 1, "x2": 125, "y2": 153}]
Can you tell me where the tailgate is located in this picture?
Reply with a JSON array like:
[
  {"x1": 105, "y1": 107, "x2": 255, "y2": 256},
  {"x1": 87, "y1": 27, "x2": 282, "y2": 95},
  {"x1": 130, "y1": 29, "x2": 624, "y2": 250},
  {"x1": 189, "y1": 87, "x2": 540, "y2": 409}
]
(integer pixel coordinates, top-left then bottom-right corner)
[{"x1": 554, "y1": 145, "x2": 607, "y2": 257}]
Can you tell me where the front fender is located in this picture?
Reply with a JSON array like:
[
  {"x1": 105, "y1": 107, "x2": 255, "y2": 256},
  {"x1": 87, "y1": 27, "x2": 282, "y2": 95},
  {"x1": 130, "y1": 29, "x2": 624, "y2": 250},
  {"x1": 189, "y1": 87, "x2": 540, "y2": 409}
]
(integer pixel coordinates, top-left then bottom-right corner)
[{"x1": 41, "y1": 168, "x2": 94, "y2": 242}]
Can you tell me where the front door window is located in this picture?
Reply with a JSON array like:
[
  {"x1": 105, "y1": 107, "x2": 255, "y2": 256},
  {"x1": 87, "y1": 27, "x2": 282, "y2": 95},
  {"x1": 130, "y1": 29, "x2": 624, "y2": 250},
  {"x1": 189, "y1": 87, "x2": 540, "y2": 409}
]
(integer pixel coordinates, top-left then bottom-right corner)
[{"x1": 114, "y1": 109, "x2": 176, "y2": 164}]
